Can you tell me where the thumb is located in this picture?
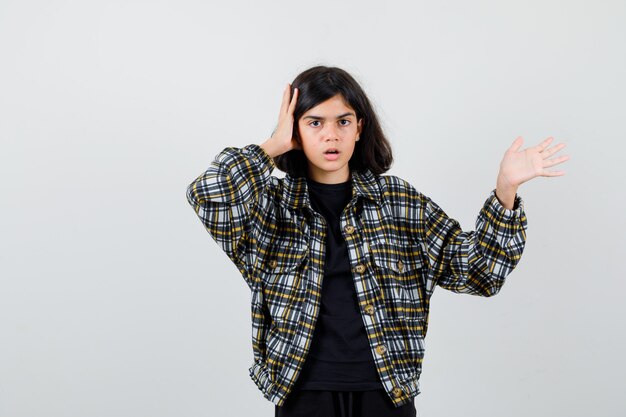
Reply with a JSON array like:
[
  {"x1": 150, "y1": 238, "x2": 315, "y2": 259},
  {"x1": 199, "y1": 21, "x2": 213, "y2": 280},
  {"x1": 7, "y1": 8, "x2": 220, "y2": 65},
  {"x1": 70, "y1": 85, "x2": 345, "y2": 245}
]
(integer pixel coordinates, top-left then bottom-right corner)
[{"x1": 509, "y1": 136, "x2": 524, "y2": 152}]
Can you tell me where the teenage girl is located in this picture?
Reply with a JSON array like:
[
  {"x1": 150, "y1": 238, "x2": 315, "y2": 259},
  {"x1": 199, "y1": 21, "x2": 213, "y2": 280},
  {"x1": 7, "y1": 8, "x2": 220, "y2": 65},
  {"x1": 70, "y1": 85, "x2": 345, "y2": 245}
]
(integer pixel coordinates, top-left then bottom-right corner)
[{"x1": 186, "y1": 66, "x2": 569, "y2": 417}]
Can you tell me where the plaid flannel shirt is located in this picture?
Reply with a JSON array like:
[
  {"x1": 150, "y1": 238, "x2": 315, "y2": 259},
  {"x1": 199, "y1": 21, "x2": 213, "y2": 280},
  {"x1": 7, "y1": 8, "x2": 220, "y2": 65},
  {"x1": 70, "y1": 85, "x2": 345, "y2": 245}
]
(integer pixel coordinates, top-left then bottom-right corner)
[{"x1": 186, "y1": 144, "x2": 528, "y2": 408}]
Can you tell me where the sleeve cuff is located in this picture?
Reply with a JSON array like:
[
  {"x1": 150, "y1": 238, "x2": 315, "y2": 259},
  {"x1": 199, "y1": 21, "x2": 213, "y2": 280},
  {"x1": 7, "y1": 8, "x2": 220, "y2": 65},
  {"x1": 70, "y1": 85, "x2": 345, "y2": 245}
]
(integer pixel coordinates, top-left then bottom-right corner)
[
  {"x1": 241, "y1": 143, "x2": 276, "y2": 172},
  {"x1": 487, "y1": 188, "x2": 525, "y2": 221}
]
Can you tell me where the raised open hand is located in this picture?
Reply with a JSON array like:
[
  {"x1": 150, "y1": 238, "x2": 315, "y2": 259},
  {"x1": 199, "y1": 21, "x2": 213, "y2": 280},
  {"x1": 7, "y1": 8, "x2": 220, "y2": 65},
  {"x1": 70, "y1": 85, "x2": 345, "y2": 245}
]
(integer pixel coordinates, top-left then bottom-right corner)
[
  {"x1": 498, "y1": 136, "x2": 570, "y2": 189},
  {"x1": 494, "y1": 136, "x2": 570, "y2": 209},
  {"x1": 260, "y1": 83, "x2": 301, "y2": 158}
]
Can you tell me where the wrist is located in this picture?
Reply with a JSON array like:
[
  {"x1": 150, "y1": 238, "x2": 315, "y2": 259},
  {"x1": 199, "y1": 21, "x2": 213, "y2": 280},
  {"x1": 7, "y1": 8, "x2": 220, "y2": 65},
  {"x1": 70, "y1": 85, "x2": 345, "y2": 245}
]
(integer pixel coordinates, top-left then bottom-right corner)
[
  {"x1": 260, "y1": 140, "x2": 282, "y2": 158},
  {"x1": 495, "y1": 177, "x2": 519, "y2": 210}
]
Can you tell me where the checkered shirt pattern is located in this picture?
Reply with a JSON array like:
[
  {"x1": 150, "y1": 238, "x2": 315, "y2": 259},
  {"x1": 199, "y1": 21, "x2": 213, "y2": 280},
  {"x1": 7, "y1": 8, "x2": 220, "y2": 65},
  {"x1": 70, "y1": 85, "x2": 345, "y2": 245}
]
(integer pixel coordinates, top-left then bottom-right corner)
[{"x1": 186, "y1": 144, "x2": 528, "y2": 408}]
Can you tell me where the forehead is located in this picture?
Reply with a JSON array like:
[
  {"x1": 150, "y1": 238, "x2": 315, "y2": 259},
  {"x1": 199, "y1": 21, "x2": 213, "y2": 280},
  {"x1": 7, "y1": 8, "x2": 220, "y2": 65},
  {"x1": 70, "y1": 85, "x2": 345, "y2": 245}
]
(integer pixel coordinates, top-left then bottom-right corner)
[{"x1": 302, "y1": 94, "x2": 355, "y2": 116}]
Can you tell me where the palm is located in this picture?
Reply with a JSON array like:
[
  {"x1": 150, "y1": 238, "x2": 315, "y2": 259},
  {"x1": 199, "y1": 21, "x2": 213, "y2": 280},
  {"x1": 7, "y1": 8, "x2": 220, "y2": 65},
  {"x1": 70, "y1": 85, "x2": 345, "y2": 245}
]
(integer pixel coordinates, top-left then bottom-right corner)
[{"x1": 498, "y1": 136, "x2": 569, "y2": 188}]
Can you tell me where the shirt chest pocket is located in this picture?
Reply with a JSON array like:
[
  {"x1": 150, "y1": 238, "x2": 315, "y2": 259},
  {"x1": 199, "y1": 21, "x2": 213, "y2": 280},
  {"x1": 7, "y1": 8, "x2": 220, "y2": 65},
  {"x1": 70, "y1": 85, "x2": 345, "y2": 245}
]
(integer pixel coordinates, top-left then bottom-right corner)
[
  {"x1": 255, "y1": 239, "x2": 308, "y2": 326},
  {"x1": 369, "y1": 241, "x2": 428, "y2": 323}
]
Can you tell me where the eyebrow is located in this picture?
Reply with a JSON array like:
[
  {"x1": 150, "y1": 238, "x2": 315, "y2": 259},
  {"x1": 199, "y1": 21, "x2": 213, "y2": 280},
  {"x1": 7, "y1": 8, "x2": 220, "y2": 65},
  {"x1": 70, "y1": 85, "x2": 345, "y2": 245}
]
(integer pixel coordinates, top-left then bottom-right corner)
[{"x1": 302, "y1": 112, "x2": 355, "y2": 120}]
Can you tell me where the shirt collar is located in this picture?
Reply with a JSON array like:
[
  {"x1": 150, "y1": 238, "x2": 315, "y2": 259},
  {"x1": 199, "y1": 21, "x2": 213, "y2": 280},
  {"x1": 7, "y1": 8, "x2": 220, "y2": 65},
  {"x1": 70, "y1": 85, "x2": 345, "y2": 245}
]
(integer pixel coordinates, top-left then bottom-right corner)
[{"x1": 282, "y1": 169, "x2": 383, "y2": 211}]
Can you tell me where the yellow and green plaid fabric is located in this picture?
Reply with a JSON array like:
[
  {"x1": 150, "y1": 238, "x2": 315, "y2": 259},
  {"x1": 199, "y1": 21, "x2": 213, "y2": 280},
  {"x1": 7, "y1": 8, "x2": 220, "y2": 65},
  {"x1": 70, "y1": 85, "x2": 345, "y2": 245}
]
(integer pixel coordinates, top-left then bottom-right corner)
[{"x1": 186, "y1": 144, "x2": 528, "y2": 408}]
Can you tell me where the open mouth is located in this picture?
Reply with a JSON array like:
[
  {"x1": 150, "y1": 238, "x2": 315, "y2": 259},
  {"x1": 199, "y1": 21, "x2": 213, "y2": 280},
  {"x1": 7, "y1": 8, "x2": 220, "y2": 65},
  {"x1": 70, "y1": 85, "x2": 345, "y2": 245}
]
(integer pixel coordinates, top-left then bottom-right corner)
[{"x1": 323, "y1": 148, "x2": 340, "y2": 161}]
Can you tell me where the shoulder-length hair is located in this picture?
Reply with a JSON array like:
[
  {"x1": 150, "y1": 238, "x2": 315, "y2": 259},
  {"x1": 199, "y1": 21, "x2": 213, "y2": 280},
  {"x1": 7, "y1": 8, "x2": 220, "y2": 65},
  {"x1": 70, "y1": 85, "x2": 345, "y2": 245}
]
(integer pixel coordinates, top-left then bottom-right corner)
[{"x1": 273, "y1": 65, "x2": 393, "y2": 177}]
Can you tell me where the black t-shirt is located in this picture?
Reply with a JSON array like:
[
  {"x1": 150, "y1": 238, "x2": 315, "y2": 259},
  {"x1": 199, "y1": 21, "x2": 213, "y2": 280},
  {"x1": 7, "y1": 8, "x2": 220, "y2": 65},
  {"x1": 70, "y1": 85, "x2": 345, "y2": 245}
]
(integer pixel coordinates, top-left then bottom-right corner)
[{"x1": 292, "y1": 177, "x2": 383, "y2": 391}]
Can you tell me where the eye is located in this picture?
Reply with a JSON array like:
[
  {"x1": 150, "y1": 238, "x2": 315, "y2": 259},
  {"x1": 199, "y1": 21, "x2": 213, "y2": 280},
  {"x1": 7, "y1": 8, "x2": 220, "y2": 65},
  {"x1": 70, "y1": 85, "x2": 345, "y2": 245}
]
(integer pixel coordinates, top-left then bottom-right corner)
[
  {"x1": 309, "y1": 121, "x2": 321, "y2": 127},
  {"x1": 339, "y1": 119, "x2": 351, "y2": 126}
]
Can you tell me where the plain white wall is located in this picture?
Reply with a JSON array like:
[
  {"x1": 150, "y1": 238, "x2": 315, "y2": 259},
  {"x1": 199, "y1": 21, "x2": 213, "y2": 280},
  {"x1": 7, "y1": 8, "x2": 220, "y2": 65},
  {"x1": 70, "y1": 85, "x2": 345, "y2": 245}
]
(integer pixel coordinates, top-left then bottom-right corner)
[{"x1": 1, "y1": 0, "x2": 624, "y2": 416}]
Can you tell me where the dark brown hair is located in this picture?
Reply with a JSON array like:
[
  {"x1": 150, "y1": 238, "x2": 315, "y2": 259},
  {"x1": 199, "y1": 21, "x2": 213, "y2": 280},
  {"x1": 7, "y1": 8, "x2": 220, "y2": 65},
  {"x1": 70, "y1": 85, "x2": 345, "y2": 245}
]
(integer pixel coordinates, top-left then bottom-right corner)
[{"x1": 273, "y1": 65, "x2": 393, "y2": 177}]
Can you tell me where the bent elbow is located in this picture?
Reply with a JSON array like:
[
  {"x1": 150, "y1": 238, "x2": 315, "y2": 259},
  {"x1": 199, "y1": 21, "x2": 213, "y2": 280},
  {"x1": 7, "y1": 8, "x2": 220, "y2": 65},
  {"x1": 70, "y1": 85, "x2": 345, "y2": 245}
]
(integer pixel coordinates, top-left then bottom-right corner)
[
  {"x1": 478, "y1": 278, "x2": 505, "y2": 297},
  {"x1": 186, "y1": 181, "x2": 203, "y2": 208}
]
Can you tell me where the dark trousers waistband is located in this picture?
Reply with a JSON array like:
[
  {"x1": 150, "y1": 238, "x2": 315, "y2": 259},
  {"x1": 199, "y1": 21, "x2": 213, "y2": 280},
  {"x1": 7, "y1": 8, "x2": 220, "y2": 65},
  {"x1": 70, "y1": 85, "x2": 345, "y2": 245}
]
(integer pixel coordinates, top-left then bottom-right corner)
[{"x1": 275, "y1": 389, "x2": 416, "y2": 417}]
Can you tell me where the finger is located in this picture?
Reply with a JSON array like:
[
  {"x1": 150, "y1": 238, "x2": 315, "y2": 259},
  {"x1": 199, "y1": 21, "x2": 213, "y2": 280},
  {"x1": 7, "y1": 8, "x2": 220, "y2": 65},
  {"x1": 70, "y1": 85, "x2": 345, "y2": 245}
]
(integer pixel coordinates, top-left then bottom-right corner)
[
  {"x1": 543, "y1": 169, "x2": 566, "y2": 177},
  {"x1": 288, "y1": 87, "x2": 298, "y2": 114},
  {"x1": 510, "y1": 136, "x2": 524, "y2": 152},
  {"x1": 537, "y1": 136, "x2": 554, "y2": 152},
  {"x1": 543, "y1": 155, "x2": 571, "y2": 167},
  {"x1": 541, "y1": 142, "x2": 567, "y2": 159},
  {"x1": 279, "y1": 83, "x2": 290, "y2": 115}
]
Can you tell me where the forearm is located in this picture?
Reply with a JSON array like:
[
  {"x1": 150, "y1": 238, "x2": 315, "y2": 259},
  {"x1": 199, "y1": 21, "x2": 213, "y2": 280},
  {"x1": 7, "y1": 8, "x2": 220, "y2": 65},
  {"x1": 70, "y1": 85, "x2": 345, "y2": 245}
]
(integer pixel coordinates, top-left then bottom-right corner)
[
  {"x1": 426, "y1": 190, "x2": 528, "y2": 296},
  {"x1": 495, "y1": 176, "x2": 519, "y2": 210},
  {"x1": 260, "y1": 139, "x2": 283, "y2": 158}
]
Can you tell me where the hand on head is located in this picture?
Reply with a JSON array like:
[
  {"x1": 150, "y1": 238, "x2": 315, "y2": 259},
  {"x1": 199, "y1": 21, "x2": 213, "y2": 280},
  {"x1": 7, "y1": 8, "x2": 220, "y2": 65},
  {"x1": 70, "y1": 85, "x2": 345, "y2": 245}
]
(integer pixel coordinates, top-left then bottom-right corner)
[{"x1": 261, "y1": 84, "x2": 301, "y2": 158}]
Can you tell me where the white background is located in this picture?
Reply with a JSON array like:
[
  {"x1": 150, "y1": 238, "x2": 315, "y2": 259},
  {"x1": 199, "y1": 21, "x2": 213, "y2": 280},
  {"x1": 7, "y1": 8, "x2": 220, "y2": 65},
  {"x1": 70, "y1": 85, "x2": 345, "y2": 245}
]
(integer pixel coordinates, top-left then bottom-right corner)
[{"x1": 1, "y1": 1, "x2": 624, "y2": 416}]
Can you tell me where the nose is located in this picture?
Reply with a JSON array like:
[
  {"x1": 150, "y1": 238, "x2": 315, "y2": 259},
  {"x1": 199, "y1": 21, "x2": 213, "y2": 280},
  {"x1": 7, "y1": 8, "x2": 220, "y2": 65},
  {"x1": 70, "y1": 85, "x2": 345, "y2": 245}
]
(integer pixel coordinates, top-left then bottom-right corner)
[{"x1": 322, "y1": 124, "x2": 340, "y2": 141}]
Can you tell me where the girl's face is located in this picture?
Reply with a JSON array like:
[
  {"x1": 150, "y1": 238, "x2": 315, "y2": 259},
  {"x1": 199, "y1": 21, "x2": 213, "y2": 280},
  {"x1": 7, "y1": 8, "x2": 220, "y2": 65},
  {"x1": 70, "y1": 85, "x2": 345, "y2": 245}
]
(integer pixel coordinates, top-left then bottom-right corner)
[{"x1": 297, "y1": 94, "x2": 363, "y2": 184}]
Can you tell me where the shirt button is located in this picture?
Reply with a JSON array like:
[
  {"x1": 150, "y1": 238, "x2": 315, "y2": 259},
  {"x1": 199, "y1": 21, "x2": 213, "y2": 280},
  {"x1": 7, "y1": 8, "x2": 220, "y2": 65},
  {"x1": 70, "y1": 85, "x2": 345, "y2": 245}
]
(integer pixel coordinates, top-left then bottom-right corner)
[
  {"x1": 392, "y1": 387, "x2": 404, "y2": 398},
  {"x1": 397, "y1": 260, "x2": 404, "y2": 272},
  {"x1": 375, "y1": 344, "x2": 387, "y2": 355},
  {"x1": 364, "y1": 304, "x2": 375, "y2": 315},
  {"x1": 268, "y1": 259, "x2": 278, "y2": 269},
  {"x1": 343, "y1": 225, "x2": 355, "y2": 234},
  {"x1": 354, "y1": 264, "x2": 366, "y2": 274}
]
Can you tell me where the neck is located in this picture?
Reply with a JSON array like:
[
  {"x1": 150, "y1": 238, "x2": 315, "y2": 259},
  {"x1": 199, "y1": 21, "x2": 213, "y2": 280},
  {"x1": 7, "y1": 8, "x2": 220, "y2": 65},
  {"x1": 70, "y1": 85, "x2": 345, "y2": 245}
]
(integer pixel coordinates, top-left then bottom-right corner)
[{"x1": 307, "y1": 166, "x2": 351, "y2": 184}]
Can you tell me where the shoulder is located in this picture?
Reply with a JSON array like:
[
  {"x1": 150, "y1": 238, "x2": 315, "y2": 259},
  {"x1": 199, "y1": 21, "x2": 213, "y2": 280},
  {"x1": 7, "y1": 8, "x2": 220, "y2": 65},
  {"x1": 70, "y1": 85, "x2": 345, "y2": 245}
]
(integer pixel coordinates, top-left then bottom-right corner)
[
  {"x1": 375, "y1": 174, "x2": 425, "y2": 205},
  {"x1": 377, "y1": 174, "x2": 415, "y2": 190}
]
